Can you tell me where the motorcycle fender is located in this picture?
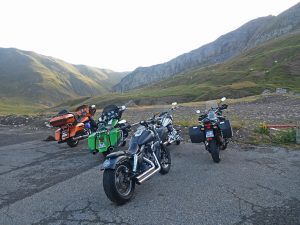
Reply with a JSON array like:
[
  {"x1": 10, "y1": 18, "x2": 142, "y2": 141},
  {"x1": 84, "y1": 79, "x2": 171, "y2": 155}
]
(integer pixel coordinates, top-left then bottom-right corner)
[
  {"x1": 102, "y1": 153, "x2": 128, "y2": 170},
  {"x1": 55, "y1": 128, "x2": 61, "y2": 141},
  {"x1": 70, "y1": 123, "x2": 84, "y2": 137}
]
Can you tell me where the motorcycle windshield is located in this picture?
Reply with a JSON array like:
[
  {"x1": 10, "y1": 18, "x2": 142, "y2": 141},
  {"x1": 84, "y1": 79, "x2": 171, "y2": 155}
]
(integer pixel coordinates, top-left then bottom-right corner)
[{"x1": 207, "y1": 111, "x2": 218, "y2": 121}]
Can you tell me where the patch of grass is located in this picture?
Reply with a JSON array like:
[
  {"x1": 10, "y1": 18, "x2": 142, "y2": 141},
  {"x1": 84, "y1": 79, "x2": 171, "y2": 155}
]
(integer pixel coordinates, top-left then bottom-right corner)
[
  {"x1": 271, "y1": 129, "x2": 296, "y2": 144},
  {"x1": 231, "y1": 119, "x2": 246, "y2": 130},
  {"x1": 0, "y1": 97, "x2": 47, "y2": 115},
  {"x1": 250, "y1": 124, "x2": 298, "y2": 146},
  {"x1": 175, "y1": 119, "x2": 197, "y2": 128},
  {"x1": 254, "y1": 122, "x2": 270, "y2": 135}
]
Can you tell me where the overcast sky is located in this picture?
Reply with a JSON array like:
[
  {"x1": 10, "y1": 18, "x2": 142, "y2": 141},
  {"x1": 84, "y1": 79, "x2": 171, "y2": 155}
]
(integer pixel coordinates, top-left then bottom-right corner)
[{"x1": 0, "y1": 0, "x2": 299, "y2": 71}]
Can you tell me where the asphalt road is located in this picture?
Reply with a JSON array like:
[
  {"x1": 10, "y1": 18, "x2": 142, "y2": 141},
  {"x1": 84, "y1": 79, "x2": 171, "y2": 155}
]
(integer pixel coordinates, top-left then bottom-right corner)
[{"x1": 0, "y1": 129, "x2": 299, "y2": 225}]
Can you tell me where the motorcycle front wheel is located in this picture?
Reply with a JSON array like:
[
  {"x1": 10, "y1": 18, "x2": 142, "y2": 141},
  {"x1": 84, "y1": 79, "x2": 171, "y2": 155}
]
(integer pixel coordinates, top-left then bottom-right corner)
[
  {"x1": 159, "y1": 145, "x2": 171, "y2": 174},
  {"x1": 103, "y1": 161, "x2": 135, "y2": 205},
  {"x1": 208, "y1": 140, "x2": 220, "y2": 163}
]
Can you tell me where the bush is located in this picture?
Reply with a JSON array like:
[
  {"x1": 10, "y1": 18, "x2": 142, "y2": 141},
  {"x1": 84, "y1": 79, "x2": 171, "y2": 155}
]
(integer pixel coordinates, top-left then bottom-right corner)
[{"x1": 272, "y1": 129, "x2": 296, "y2": 144}]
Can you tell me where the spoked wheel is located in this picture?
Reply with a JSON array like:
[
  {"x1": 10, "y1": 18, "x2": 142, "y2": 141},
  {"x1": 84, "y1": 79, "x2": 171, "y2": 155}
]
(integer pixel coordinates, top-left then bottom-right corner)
[
  {"x1": 208, "y1": 140, "x2": 220, "y2": 163},
  {"x1": 175, "y1": 132, "x2": 181, "y2": 145},
  {"x1": 159, "y1": 145, "x2": 171, "y2": 174},
  {"x1": 103, "y1": 161, "x2": 135, "y2": 205},
  {"x1": 66, "y1": 138, "x2": 79, "y2": 147}
]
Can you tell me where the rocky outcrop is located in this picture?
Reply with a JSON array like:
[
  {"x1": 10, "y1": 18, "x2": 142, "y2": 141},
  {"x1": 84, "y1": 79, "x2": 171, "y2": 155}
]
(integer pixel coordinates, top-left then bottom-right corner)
[{"x1": 113, "y1": 3, "x2": 300, "y2": 92}]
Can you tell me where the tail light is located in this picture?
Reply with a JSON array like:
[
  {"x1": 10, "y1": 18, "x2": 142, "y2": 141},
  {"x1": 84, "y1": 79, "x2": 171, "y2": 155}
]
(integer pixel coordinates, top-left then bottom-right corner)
[{"x1": 204, "y1": 123, "x2": 212, "y2": 129}]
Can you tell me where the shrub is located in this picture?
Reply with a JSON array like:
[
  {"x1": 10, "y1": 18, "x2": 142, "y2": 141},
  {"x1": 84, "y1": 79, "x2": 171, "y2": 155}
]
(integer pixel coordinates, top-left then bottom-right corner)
[{"x1": 272, "y1": 129, "x2": 296, "y2": 144}]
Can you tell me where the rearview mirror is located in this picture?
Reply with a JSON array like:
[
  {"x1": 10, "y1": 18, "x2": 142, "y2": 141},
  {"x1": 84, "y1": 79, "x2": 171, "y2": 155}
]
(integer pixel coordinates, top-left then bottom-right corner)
[
  {"x1": 221, "y1": 97, "x2": 226, "y2": 102},
  {"x1": 196, "y1": 110, "x2": 201, "y2": 114}
]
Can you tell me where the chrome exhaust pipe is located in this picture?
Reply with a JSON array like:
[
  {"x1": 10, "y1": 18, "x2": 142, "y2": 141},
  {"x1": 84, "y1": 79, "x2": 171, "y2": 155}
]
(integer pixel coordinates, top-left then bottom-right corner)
[
  {"x1": 136, "y1": 153, "x2": 161, "y2": 184},
  {"x1": 73, "y1": 134, "x2": 89, "y2": 141},
  {"x1": 135, "y1": 157, "x2": 155, "y2": 181}
]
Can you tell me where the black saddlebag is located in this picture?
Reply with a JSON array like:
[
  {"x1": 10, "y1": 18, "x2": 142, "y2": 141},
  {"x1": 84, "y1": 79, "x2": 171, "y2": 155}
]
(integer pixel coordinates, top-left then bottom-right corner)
[
  {"x1": 218, "y1": 120, "x2": 233, "y2": 138},
  {"x1": 189, "y1": 126, "x2": 205, "y2": 143}
]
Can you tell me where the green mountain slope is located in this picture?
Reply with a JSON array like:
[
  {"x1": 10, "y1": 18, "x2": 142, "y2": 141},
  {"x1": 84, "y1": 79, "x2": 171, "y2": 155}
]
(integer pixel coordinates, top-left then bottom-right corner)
[
  {"x1": 0, "y1": 48, "x2": 127, "y2": 111},
  {"x1": 63, "y1": 32, "x2": 300, "y2": 108},
  {"x1": 113, "y1": 2, "x2": 300, "y2": 92}
]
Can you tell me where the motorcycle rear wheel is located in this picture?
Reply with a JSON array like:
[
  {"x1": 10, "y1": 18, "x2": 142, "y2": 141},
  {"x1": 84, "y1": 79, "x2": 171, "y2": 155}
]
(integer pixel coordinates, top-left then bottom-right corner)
[
  {"x1": 103, "y1": 161, "x2": 135, "y2": 205},
  {"x1": 208, "y1": 140, "x2": 220, "y2": 163},
  {"x1": 66, "y1": 138, "x2": 79, "y2": 147}
]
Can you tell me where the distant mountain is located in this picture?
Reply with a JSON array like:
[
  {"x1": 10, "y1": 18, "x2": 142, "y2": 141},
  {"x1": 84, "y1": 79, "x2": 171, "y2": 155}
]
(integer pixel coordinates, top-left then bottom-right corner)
[
  {"x1": 113, "y1": 2, "x2": 300, "y2": 92},
  {"x1": 65, "y1": 31, "x2": 300, "y2": 108},
  {"x1": 0, "y1": 48, "x2": 128, "y2": 107}
]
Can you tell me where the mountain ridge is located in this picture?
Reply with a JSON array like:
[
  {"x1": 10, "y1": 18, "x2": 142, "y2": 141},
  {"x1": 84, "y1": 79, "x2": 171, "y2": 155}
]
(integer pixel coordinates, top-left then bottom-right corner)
[
  {"x1": 0, "y1": 47, "x2": 128, "y2": 108},
  {"x1": 113, "y1": 2, "x2": 300, "y2": 92}
]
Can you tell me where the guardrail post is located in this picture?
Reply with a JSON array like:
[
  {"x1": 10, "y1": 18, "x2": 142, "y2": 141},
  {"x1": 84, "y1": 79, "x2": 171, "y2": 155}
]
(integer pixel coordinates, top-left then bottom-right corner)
[{"x1": 297, "y1": 121, "x2": 300, "y2": 144}]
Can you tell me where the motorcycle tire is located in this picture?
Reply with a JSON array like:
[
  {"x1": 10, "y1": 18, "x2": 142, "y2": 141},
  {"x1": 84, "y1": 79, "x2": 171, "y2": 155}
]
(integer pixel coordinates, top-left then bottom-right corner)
[
  {"x1": 103, "y1": 161, "x2": 135, "y2": 205},
  {"x1": 160, "y1": 145, "x2": 171, "y2": 174},
  {"x1": 208, "y1": 140, "x2": 220, "y2": 163},
  {"x1": 66, "y1": 138, "x2": 79, "y2": 147}
]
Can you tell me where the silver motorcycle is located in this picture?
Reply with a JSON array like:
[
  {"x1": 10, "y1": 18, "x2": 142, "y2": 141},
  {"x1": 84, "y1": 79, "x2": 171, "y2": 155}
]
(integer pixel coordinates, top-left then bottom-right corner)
[{"x1": 157, "y1": 102, "x2": 182, "y2": 146}]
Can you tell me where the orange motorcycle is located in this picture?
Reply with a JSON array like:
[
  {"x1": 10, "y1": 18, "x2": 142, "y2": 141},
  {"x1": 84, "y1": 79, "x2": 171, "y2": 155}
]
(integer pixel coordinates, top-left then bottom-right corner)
[{"x1": 49, "y1": 105, "x2": 96, "y2": 147}]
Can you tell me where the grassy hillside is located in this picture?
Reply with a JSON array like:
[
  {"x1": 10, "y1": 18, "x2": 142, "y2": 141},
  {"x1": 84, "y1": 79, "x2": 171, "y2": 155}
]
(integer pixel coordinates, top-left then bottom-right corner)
[
  {"x1": 57, "y1": 31, "x2": 300, "y2": 110},
  {"x1": 0, "y1": 48, "x2": 127, "y2": 113}
]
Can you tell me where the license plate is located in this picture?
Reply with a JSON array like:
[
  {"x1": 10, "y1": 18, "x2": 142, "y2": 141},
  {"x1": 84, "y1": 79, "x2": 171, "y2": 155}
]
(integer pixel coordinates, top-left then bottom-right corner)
[
  {"x1": 62, "y1": 131, "x2": 68, "y2": 138},
  {"x1": 99, "y1": 142, "x2": 106, "y2": 148},
  {"x1": 206, "y1": 130, "x2": 214, "y2": 138}
]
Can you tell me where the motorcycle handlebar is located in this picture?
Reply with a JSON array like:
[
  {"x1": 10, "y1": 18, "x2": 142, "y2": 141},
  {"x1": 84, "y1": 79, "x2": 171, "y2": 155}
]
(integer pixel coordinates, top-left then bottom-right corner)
[{"x1": 197, "y1": 104, "x2": 228, "y2": 120}]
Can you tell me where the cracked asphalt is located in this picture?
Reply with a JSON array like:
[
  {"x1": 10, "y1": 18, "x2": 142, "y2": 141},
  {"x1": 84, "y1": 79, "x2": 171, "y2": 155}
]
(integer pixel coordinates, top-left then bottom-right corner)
[{"x1": 0, "y1": 128, "x2": 299, "y2": 225}]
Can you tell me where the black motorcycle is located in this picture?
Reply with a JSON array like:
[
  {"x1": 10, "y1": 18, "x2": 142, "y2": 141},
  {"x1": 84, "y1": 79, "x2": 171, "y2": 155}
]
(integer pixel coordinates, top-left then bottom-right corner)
[
  {"x1": 189, "y1": 97, "x2": 233, "y2": 163},
  {"x1": 157, "y1": 102, "x2": 182, "y2": 146},
  {"x1": 102, "y1": 116, "x2": 171, "y2": 204}
]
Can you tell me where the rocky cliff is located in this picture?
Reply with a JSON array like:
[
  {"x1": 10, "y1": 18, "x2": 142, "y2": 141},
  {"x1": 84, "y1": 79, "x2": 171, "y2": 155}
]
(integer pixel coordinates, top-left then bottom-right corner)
[{"x1": 113, "y1": 3, "x2": 300, "y2": 92}]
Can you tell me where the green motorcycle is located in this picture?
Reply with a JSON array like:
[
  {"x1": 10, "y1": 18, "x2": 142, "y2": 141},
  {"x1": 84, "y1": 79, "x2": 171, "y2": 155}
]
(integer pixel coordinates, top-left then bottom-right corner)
[{"x1": 88, "y1": 104, "x2": 131, "y2": 156}]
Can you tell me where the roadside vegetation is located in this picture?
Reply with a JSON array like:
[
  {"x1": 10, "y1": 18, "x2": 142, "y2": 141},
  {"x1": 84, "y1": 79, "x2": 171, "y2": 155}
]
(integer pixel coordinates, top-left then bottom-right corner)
[{"x1": 250, "y1": 122, "x2": 298, "y2": 147}]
